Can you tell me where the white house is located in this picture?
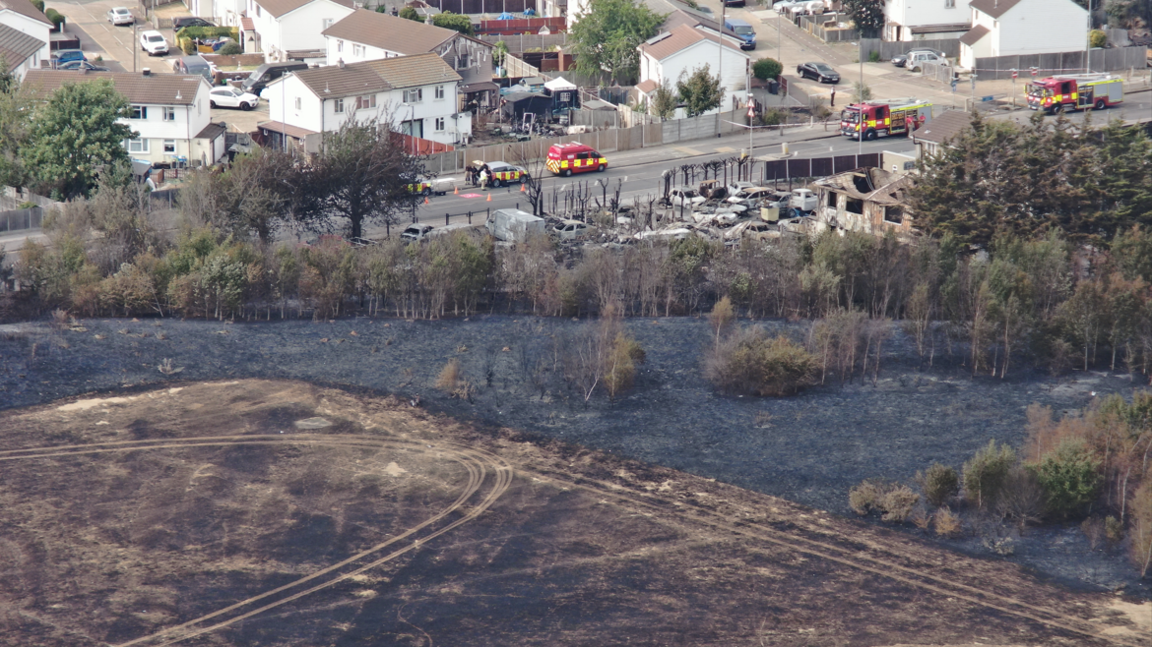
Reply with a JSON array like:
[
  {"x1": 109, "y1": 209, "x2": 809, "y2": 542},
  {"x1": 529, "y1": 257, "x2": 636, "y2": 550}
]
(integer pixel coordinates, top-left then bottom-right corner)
[
  {"x1": 322, "y1": 10, "x2": 497, "y2": 110},
  {"x1": 636, "y1": 24, "x2": 750, "y2": 116},
  {"x1": 883, "y1": 0, "x2": 971, "y2": 42},
  {"x1": 261, "y1": 53, "x2": 468, "y2": 149},
  {"x1": 187, "y1": 0, "x2": 246, "y2": 27},
  {"x1": 959, "y1": 0, "x2": 1088, "y2": 70},
  {"x1": 247, "y1": 0, "x2": 354, "y2": 62},
  {"x1": 0, "y1": 0, "x2": 51, "y2": 81},
  {"x1": 23, "y1": 70, "x2": 225, "y2": 167}
]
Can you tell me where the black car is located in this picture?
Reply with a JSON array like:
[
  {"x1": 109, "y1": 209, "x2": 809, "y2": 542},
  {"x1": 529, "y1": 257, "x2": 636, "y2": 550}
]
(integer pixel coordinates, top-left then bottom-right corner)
[
  {"x1": 796, "y1": 62, "x2": 840, "y2": 83},
  {"x1": 723, "y1": 0, "x2": 746, "y2": 6},
  {"x1": 58, "y1": 60, "x2": 110, "y2": 72},
  {"x1": 173, "y1": 17, "x2": 215, "y2": 30}
]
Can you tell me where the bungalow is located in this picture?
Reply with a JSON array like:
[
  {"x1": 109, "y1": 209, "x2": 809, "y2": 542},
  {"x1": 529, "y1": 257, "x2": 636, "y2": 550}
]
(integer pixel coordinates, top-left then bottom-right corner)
[
  {"x1": 322, "y1": 10, "x2": 496, "y2": 112},
  {"x1": 261, "y1": 53, "x2": 468, "y2": 150},
  {"x1": 812, "y1": 167, "x2": 915, "y2": 237},
  {"x1": 247, "y1": 0, "x2": 354, "y2": 63},
  {"x1": 910, "y1": 109, "x2": 972, "y2": 158},
  {"x1": 23, "y1": 70, "x2": 225, "y2": 166},
  {"x1": 0, "y1": 0, "x2": 51, "y2": 81},
  {"x1": 959, "y1": 0, "x2": 1088, "y2": 70},
  {"x1": 637, "y1": 24, "x2": 750, "y2": 116}
]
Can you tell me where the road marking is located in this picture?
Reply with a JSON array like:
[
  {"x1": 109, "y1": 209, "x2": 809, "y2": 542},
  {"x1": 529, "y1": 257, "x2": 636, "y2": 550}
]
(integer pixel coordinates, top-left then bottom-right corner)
[
  {"x1": 715, "y1": 146, "x2": 736, "y2": 153},
  {"x1": 674, "y1": 146, "x2": 703, "y2": 156}
]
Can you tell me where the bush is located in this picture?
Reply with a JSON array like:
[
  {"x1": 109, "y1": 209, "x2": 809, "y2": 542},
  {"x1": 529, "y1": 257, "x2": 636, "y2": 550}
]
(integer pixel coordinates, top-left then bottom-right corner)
[
  {"x1": 916, "y1": 462, "x2": 959, "y2": 507},
  {"x1": 399, "y1": 6, "x2": 421, "y2": 21},
  {"x1": 31, "y1": 0, "x2": 44, "y2": 12},
  {"x1": 881, "y1": 485, "x2": 920, "y2": 523},
  {"x1": 933, "y1": 506, "x2": 961, "y2": 537},
  {"x1": 848, "y1": 479, "x2": 919, "y2": 523},
  {"x1": 962, "y1": 439, "x2": 1016, "y2": 510},
  {"x1": 45, "y1": 8, "x2": 64, "y2": 27},
  {"x1": 1033, "y1": 438, "x2": 1100, "y2": 520},
  {"x1": 868, "y1": 49, "x2": 881, "y2": 63},
  {"x1": 848, "y1": 479, "x2": 885, "y2": 515},
  {"x1": 175, "y1": 26, "x2": 240, "y2": 40},
  {"x1": 996, "y1": 465, "x2": 1044, "y2": 527},
  {"x1": 431, "y1": 11, "x2": 474, "y2": 35},
  {"x1": 706, "y1": 327, "x2": 818, "y2": 397},
  {"x1": 1088, "y1": 29, "x2": 1107, "y2": 49},
  {"x1": 751, "y1": 57, "x2": 782, "y2": 81},
  {"x1": 218, "y1": 41, "x2": 242, "y2": 55},
  {"x1": 602, "y1": 333, "x2": 637, "y2": 400},
  {"x1": 1129, "y1": 480, "x2": 1152, "y2": 577}
]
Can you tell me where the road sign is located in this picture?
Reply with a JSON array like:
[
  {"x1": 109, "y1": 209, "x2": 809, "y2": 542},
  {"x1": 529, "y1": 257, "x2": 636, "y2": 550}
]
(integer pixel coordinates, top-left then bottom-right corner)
[
  {"x1": 747, "y1": 103, "x2": 755, "y2": 118},
  {"x1": 1011, "y1": 69, "x2": 1018, "y2": 79},
  {"x1": 951, "y1": 78, "x2": 958, "y2": 92},
  {"x1": 1030, "y1": 67, "x2": 1039, "y2": 76}
]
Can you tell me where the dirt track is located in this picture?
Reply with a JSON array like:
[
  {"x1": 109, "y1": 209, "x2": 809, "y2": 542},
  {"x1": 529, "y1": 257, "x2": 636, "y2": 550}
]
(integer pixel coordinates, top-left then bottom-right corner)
[{"x1": 0, "y1": 380, "x2": 1148, "y2": 646}]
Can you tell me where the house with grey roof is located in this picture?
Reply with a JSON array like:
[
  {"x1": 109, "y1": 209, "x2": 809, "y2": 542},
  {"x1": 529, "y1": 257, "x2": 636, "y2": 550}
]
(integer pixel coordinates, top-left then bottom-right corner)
[
  {"x1": 959, "y1": 0, "x2": 1087, "y2": 70},
  {"x1": 910, "y1": 109, "x2": 972, "y2": 158},
  {"x1": 0, "y1": 0, "x2": 51, "y2": 81},
  {"x1": 247, "y1": 0, "x2": 354, "y2": 62},
  {"x1": 260, "y1": 52, "x2": 467, "y2": 151},
  {"x1": 322, "y1": 9, "x2": 496, "y2": 111},
  {"x1": 636, "y1": 23, "x2": 749, "y2": 116},
  {"x1": 23, "y1": 69, "x2": 224, "y2": 166}
]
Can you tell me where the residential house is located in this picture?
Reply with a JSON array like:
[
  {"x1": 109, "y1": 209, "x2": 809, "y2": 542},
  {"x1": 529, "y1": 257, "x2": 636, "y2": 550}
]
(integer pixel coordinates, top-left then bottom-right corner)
[
  {"x1": 910, "y1": 108, "x2": 972, "y2": 158},
  {"x1": 883, "y1": 0, "x2": 971, "y2": 42},
  {"x1": 187, "y1": 0, "x2": 246, "y2": 27},
  {"x1": 247, "y1": 0, "x2": 354, "y2": 62},
  {"x1": 637, "y1": 24, "x2": 750, "y2": 116},
  {"x1": 959, "y1": 0, "x2": 1088, "y2": 70},
  {"x1": 812, "y1": 167, "x2": 915, "y2": 237},
  {"x1": 23, "y1": 70, "x2": 225, "y2": 166},
  {"x1": 0, "y1": 0, "x2": 51, "y2": 81},
  {"x1": 260, "y1": 53, "x2": 467, "y2": 151},
  {"x1": 322, "y1": 10, "x2": 496, "y2": 111}
]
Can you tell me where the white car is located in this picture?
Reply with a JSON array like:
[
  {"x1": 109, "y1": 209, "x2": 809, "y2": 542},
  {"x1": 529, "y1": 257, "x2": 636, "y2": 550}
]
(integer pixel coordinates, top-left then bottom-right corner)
[
  {"x1": 666, "y1": 187, "x2": 707, "y2": 208},
  {"x1": 773, "y1": 0, "x2": 803, "y2": 12},
  {"x1": 139, "y1": 30, "x2": 169, "y2": 56},
  {"x1": 107, "y1": 6, "x2": 134, "y2": 25},
  {"x1": 209, "y1": 86, "x2": 259, "y2": 110}
]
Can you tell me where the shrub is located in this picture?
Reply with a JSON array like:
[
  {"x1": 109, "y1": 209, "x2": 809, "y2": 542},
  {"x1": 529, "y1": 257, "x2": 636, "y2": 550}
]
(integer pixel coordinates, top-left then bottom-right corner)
[
  {"x1": 848, "y1": 479, "x2": 885, "y2": 515},
  {"x1": 31, "y1": 0, "x2": 44, "y2": 12},
  {"x1": 218, "y1": 41, "x2": 242, "y2": 55},
  {"x1": 602, "y1": 332, "x2": 637, "y2": 400},
  {"x1": 881, "y1": 485, "x2": 920, "y2": 523},
  {"x1": 176, "y1": 26, "x2": 240, "y2": 40},
  {"x1": 431, "y1": 11, "x2": 474, "y2": 35},
  {"x1": 399, "y1": 6, "x2": 421, "y2": 21},
  {"x1": 916, "y1": 462, "x2": 959, "y2": 507},
  {"x1": 962, "y1": 439, "x2": 1016, "y2": 510},
  {"x1": 705, "y1": 327, "x2": 818, "y2": 397},
  {"x1": 934, "y1": 506, "x2": 961, "y2": 537},
  {"x1": 1088, "y1": 29, "x2": 1107, "y2": 49},
  {"x1": 848, "y1": 480, "x2": 919, "y2": 523},
  {"x1": 1033, "y1": 438, "x2": 1100, "y2": 520},
  {"x1": 1129, "y1": 480, "x2": 1152, "y2": 577},
  {"x1": 1104, "y1": 515, "x2": 1123, "y2": 543},
  {"x1": 868, "y1": 49, "x2": 881, "y2": 63},
  {"x1": 996, "y1": 465, "x2": 1044, "y2": 527},
  {"x1": 751, "y1": 57, "x2": 782, "y2": 81},
  {"x1": 45, "y1": 8, "x2": 64, "y2": 27}
]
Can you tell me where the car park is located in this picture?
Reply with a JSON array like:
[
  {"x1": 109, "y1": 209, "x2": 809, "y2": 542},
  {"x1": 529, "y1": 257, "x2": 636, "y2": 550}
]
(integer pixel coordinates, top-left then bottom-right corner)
[
  {"x1": 106, "y1": 7, "x2": 134, "y2": 25},
  {"x1": 209, "y1": 86, "x2": 259, "y2": 110},
  {"x1": 797, "y1": 62, "x2": 840, "y2": 83},
  {"x1": 58, "y1": 60, "x2": 110, "y2": 72},
  {"x1": 139, "y1": 30, "x2": 169, "y2": 56},
  {"x1": 665, "y1": 187, "x2": 708, "y2": 208},
  {"x1": 173, "y1": 17, "x2": 216, "y2": 30}
]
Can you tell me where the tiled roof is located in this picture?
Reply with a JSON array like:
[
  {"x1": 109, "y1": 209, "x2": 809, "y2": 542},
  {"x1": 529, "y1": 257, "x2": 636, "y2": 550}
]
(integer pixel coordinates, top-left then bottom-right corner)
[
  {"x1": 322, "y1": 9, "x2": 455, "y2": 54},
  {"x1": 638, "y1": 24, "x2": 743, "y2": 61},
  {"x1": 253, "y1": 0, "x2": 352, "y2": 19},
  {"x1": 0, "y1": 0, "x2": 52, "y2": 26},
  {"x1": 290, "y1": 52, "x2": 460, "y2": 99},
  {"x1": 23, "y1": 70, "x2": 207, "y2": 105},
  {"x1": 635, "y1": 79, "x2": 658, "y2": 94},
  {"x1": 241, "y1": 17, "x2": 255, "y2": 30},
  {"x1": 194, "y1": 122, "x2": 227, "y2": 140},
  {"x1": 912, "y1": 109, "x2": 972, "y2": 146},
  {"x1": 0, "y1": 22, "x2": 44, "y2": 66},
  {"x1": 968, "y1": 0, "x2": 1024, "y2": 19},
  {"x1": 959, "y1": 24, "x2": 990, "y2": 46}
]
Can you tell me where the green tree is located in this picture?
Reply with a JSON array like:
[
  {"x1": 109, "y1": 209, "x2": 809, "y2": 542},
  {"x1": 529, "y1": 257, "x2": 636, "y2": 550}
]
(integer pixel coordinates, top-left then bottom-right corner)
[
  {"x1": 493, "y1": 40, "x2": 508, "y2": 70},
  {"x1": 676, "y1": 64, "x2": 722, "y2": 118},
  {"x1": 0, "y1": 58, "x2": 32, "y2": 187},
  {"x1": 1088, "y1": 29, "x2": 1107, "y2": 48},
  {"x1": 398, "y1": 6, "x2": 421, "y2": 21},
  {"x1": 1032, "y1": 439, "x2": 1101, "y2": 520},
  {"x1": 569, "y1": 0, "x2": 664, "y2": 83},
  {"x1": 962, "y1": 439, "x2": 1016, "y2": 510},
  {"x1": 843, "y1": 0, "x2": 884, "y2": 37},
  {"x1": 751, "y1": 57, "x2": 782, "y2": 81},
  {"x1": 22, "y1": 79, "x2": 133, "y2": 200},
  {"x1": 650, "y1": 80, "x2": 677, "y2": 119},
  {"x1": 431, "y1": 11, "x2": 474, "y2": 35}
]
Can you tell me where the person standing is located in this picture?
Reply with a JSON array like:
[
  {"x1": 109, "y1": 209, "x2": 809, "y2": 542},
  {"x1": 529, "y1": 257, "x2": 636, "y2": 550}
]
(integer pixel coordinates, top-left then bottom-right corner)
[{"x1": 830, "y1": 87, "x2": 836, "y2": 107}]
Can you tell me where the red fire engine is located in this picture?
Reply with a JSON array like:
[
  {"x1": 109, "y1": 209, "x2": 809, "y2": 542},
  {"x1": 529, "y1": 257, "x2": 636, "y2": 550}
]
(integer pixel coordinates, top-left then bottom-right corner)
[
  {"x1": 840, "y1": 98, "x2": 933, "y2": 141},
  {"x1": 1026, "y1": 74, "x2": 1123, "y2": 114}
]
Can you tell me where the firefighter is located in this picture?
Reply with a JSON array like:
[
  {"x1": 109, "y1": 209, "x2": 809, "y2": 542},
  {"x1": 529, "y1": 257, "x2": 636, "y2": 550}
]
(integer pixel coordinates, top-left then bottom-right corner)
[{"x1": 479, "y1": 163, "x2": 491, "y2": 190}]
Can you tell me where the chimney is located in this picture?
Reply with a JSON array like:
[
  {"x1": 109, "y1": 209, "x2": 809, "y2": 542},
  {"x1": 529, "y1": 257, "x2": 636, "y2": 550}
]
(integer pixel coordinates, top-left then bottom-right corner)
[
  {"x1": 338, "y1": 58, "x2": 345, "y2": 68},
  {"x1": 143, "y1": 68, "x2": 151, "y2": 76}
]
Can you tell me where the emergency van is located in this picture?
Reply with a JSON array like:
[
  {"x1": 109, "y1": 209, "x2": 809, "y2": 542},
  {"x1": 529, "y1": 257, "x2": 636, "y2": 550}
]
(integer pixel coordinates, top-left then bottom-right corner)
[{"x1": 546, "y1": 142, "x2": 608, "y2": 176}]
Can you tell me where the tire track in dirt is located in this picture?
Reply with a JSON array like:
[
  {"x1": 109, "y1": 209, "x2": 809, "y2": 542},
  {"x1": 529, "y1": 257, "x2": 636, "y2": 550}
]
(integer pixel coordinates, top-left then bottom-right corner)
[
  {"x1": 0, "y1": 434, "x2": 513, "y2": 647},
  {"x1": 521, "y1": 467, "x2": 1144, "y2": 647}
]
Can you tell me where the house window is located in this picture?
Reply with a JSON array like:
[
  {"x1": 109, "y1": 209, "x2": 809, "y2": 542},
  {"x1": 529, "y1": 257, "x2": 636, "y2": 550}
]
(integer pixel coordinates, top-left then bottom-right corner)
[
  {"x1": 353, "y1": 44, "x2": 363, "y2": 56},
  {"x1": 322, "y1": 18, "x2": 333, "y2": 29},
  {"x1": 334, "y1": 98, "x2": 344, "y2": 113},
  {"x1": 434, "y1": 117, "x2": 445, "y2": 131},
  {"x1": 945, "y1": 0, "x2": 954, "y2": 6},
  {"x1": 130, "y1": 105, "x2": 147, "y2": 119},
  {"x1": 337, "y1": 40, "x2": 343, "y2": 53},
  {"x1": 163, "y1": 107, "x2": 176, "y2": 121},
  {"x1": 826, "y1": 192, "x2": 837, "y2": 208},
  {"x1": 127, "y1": 138, "x2": 149, "y2": 153},
  {"x1": 255, "y1": 5, "x2": 261, "y2": 16},
  {"x1": 456, "y1": 54, "x2": 469, "y2": 69},
  {"x1": 163, "y1": 140, "x2": 177, "y2": 153},
  {"x1": 403, "y1": 88, "x2": 422, "y2": 103},
  {"x1": 434, "y1": 85, "x2": 445, "y2": 100},
  {"x1": 357, "y1": 94, "x2": 376, "y2": 110},
  {"x1": 884, "y1": 206, "x2": 904, "y2": 224},
  {"x1": 846, "y1": 198, "x2": 864, "y2": 215},
  {"x1": 295, "y1": 97, "x2": 301, "y2": 110}
]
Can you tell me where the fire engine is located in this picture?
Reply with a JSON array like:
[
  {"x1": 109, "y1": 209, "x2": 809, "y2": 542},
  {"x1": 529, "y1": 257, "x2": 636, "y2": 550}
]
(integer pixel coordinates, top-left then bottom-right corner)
[
  {"x1": 1026, "y1": 74, "x2": 1123, "y2": 114},
  {"x1": 840, "y1": 98, "x2": 933, "y2": 141}
]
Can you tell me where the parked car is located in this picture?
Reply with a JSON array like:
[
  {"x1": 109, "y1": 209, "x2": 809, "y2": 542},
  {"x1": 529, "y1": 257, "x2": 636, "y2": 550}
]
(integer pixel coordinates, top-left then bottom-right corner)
[
  {"x1": 665, "y1": 187, "x2": 707, "y2": 208},
  {"x1": 50, "y1": 49, "x2": 86, "y2": 66},
  {"x1": 173, "y1": 17, "x2": 216, "y2": 30},
  {"x1": 106, "y1": 6, "x2": 134, "y2": 25},
  {"x1": 242, "y1": 61, "x2": 308, "y2": 96},
  {"x1": 696, "y1": 5, "x2": 713, "y2": 14},
  {"x1": 139, "y1": 30, "x2": 169, "y2": 56},
  {"x1": 797, "y1": 62, "x2": 840, "y2": 83},
  {"x1": 469, "y1": 160, "x2": 529, "y2": 187},
  {"x1": 58, "y1": 60, "x2": 110, "y2": 72},
  {"x1": 790, "y1": 188, "x2": 817, "y2": 212},
  {"x1": 723, "y1": 0, "x2": 745, "y2": 7},
  {"x1": 724, "y1": 18, "x2": 756, "y2": 49},
  {"x1": 891, "y1": 48, "x2": 945, "y2": 67},
  {"x1": 773, "y1": 0, "x2": 804, "y2": 12},
  {"x1": 904, "y1": 50, "x2": 948, "y2": 70},
  {"x1": 553, "y1": 219, "x2": 594, "y2": 240},
  {"x1": 209, "y1": 86, "x2": 259, "y2": 110},
  {"x1": 174, "y1": 55, "x2": 213, "y2": 82}
]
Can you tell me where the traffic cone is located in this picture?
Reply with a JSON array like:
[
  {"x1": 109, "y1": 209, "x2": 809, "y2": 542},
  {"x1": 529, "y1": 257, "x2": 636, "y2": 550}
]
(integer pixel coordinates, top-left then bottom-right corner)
[
  {"x1": 424, "y1": 196, "x2": 429, "y2": 205},
  {"x1": 454, "y1": 186, "x2": 458, "y2": 195},
  {"x1": 520, "y1": 183, "x2": 525, "y2": 192},
  {"x1": 486, "y1": 193, "x2": 492, "y2": 202}
]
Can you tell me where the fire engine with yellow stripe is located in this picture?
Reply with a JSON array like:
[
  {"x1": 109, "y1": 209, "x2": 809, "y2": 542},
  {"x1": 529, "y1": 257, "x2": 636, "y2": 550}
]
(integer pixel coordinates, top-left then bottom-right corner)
[
  {"x1": 1026, "y1": 74, "x2": 1123, "y2": 114},
  {"x1": 840, "y1": 98, "x2": 933, "y2": 141},
  {"x1": 546, "y1": 142, "x2": 608, "y2": 176}
]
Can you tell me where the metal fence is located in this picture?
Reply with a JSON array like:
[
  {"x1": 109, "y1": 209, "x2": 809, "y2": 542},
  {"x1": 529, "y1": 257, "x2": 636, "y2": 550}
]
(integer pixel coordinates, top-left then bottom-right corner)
[
  {"x1": 973, "y1": 46, "x2": 1147, "y2": 81},
  {"x1": 0, "y1": 208, "x2": 43, "y2": 233},
  {"x1": 764, "y1": 153, "x2": 881, "y2": 181},
  {"x1": 859, "y1": 38, "x2": 961, "y2": 62}
]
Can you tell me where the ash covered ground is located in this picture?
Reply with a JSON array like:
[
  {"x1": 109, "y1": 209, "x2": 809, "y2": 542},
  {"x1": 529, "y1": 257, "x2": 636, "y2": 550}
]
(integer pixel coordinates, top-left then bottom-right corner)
[{"x1": 1, "y1": 314, "x2": 1147, "y2": 598}]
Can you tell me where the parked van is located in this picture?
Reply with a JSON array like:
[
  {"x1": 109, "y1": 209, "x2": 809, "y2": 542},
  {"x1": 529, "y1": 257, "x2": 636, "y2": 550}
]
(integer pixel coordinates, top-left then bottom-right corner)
[
  {"x1": 242, "y1": 61, "x2": 308, "y2": 95},
  {"x1": 486, "y1": 208, "x2": 546, "y2": 242},
  {"x1": 545, "y1": 142, "x2": 607, "y2": 177},
  {"x1": 905, "y1": 50, "x2": 947, "y2": 70},
  {"x1": 724, "y1": 18, "x2": 756, "y2": 50},
  {"x1": 173, "y1": 55, "x2": 212, "y2": 82}
]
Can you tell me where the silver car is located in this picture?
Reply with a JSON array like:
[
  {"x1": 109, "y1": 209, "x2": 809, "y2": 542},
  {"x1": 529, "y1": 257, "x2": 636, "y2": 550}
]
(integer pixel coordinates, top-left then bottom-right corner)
[{"x1": 107, "y1": 6, "x2": 134, "y2": 25}]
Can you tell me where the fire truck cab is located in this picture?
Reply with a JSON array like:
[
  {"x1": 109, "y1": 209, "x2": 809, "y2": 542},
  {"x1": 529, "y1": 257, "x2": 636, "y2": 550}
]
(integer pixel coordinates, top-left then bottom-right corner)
[
  {"x1": 1026, "y1": 74, "x2": 1123, "y2": 114},
  {"x1": 840, "y1": 98, "x2": 933, "y2": 141}
]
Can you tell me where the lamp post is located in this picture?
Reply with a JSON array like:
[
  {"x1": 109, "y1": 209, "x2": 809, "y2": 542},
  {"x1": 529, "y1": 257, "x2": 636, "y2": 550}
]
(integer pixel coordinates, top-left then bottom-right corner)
[
  {"x1": 858, "y1": 39, "x2": 863, "y2": 156},
  {"x1": 717, "y1": 1, "x2": 725, "y2": 137}
]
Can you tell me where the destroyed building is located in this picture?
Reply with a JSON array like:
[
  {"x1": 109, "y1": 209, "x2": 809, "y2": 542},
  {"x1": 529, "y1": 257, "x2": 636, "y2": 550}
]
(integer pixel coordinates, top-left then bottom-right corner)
[{"x1": 812, "y1": 167, "x2": 915, "y2": 238}]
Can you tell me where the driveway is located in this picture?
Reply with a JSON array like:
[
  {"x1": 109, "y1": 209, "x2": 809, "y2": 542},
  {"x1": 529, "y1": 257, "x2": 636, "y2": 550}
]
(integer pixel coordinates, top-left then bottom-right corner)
[{"x1": 47, "y1": 0, "x2": 183, "y2": 73}]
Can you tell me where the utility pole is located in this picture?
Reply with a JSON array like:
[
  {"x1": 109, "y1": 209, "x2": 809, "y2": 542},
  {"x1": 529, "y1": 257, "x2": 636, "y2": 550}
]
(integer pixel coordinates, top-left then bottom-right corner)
[
  {"x1": 857, "y1": 39, "x2": 863, "y2": 156},
  {"x1": 1085, "y1": 0, "x2": 1092, "y2": 73},
  {"x1": 717, "y1": 1, "x2": 725, "y2": 137}
]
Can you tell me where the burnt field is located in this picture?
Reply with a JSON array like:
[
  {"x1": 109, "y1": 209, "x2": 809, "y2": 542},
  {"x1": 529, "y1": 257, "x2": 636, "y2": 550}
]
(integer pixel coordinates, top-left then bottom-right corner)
[
  {"x1": 1, "y1": 314, "x2": 1150, "y2": 601},
  {"x1": 1, "y1": 379, "x2": 1149, "y2": 646}
]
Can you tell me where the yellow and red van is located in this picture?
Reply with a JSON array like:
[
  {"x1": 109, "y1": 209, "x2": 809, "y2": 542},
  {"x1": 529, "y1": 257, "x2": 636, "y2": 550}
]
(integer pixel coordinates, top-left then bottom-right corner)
[{"x1": 546, "y1": 142, "x2": 607, "y2": 177}]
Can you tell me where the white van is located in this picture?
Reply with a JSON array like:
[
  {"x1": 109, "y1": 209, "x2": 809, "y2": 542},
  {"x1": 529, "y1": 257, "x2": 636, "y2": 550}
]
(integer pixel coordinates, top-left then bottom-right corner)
[{"x1": 906, "y1": 51, "x2": 947, "y2": 70}]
